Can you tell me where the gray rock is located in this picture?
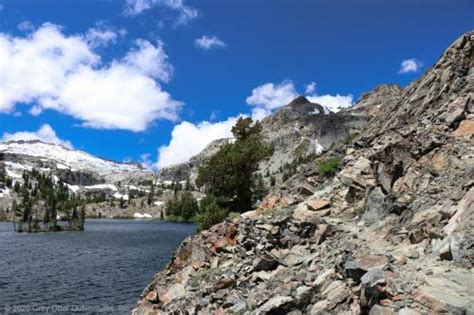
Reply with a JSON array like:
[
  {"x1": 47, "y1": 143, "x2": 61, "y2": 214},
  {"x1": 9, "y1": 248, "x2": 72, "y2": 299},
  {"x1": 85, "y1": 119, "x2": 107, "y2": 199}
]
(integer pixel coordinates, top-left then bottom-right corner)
[
  {"x1": 368, "y1": 305, "x2": 396, "y2": 315},
  {"x1": 361, "y1": 268, "x2": 385, "y2": 287},
  {"x1": 345, "y1": 254, "x2": 388, "y2": 283},
  {"x1": 363, "y1": 187, "x2": 388, "y2": 224},
  {"x1": 253, "y1": 254, "x2": 278, "y2": 271},
  {"x1": 445, "y1": 96, "x2": 468, "y2": 126},
  {"x1": 294, "y1": 285, "x2": 312, "y2": 305},
  {"x1": 230, "y1": 299, "x2": 248, "y2": 314},
  {"x1": 398, "y1": 308, "x2": 421, "y2": 315},
  {"x1": 255, "y1": 296, "x2": 294, "y2": 314},
  {"x1": 309, "y1": 300, "x2": 329, "y2": 314}
]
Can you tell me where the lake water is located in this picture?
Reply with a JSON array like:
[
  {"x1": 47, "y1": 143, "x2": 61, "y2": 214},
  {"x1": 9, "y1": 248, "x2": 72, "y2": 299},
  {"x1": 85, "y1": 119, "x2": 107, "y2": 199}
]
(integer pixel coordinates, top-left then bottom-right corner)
[{"x1": 0, "y1": 219, "x2": 195, "y2": 314}]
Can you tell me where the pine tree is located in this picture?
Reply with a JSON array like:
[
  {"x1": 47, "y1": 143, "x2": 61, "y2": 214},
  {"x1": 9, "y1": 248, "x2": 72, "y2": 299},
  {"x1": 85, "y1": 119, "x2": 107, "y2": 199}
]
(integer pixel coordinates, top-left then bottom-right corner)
[
  {"x1": 196, "y1": 117, "x2": 271, "y2": 213},
  {"x1": 79, "y1": 204, "x2": 86, "y2": 230},
  {"x1": 147, "y1": 183, "x2": 155, "y2": 206}
]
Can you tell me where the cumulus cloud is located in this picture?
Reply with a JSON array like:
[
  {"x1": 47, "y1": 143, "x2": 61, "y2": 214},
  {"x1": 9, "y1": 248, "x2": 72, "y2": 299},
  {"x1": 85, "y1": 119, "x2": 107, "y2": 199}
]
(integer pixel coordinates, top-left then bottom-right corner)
[
  {"x1": 156, "y1": 116, "x2": 239, "y2": 168},
  {"x1": 246, "y1": 81, "x2": 298, "y2": 112},
  {"x1": 85, "y1": 24, "x2": 126, "y2": 48},
  {"x1": 124, "y1": 0, "x2": 198, "y2": 25},
  {"x1": 1, "y1": 124, "x2": 73, "y2": 149},
  {"x1": 195, "y1": 35, "x2": 226, "y2": 50},
  {"x1": 399, "y1": 58, "x2": 422, "y2": 73},
  {"x1": 0, "y1": 23, "x2": 181, "y2": 131}
]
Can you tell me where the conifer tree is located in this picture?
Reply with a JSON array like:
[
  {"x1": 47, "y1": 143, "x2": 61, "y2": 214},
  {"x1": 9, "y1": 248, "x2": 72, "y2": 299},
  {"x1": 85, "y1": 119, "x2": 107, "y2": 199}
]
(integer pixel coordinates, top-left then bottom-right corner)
[{"x1": 197, "y1": 117, "x2": 271, "y2": 213}]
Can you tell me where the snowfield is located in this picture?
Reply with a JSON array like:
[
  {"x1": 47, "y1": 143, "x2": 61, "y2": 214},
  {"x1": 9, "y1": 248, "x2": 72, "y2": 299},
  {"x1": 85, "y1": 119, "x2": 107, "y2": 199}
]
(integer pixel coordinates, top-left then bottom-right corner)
[{"x1": 0, "y1": 141, "x2": 147, "y2": 177}]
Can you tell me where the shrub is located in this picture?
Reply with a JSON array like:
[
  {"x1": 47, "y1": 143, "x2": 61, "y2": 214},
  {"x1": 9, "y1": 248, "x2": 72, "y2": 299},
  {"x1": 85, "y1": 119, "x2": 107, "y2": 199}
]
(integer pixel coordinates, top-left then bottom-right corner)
[
  {"x1": 166, "y1": 191, "x2": 199, "y2": 222},
  {"x1": 197, "y1": 195, "x2": 227, "y2": 231},
  {"x1": 319, "y1": 157, "x2": 341, "y2": 176}
]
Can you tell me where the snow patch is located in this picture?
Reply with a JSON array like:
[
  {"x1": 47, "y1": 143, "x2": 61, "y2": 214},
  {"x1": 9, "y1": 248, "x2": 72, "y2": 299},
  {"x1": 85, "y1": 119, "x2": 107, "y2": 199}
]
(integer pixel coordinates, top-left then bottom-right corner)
[
  {"x1": 113, "y1": 193, "x2": 129, "y2": 200},
  {"x1": 56, "y1": 163, "x2": 68, "y2": 170},
  {"x1": 67, "y1": 184, "x2": 80, "y2": 193},
  {"x1": 311, "y1": 139, "x2": 324, "y2": 154},
  {"x1": 84, "y1": 184, "x2": 118, "y2": 191},
  {"x1": 134, "y1": 213, "x2": 152, "y2": 219}
]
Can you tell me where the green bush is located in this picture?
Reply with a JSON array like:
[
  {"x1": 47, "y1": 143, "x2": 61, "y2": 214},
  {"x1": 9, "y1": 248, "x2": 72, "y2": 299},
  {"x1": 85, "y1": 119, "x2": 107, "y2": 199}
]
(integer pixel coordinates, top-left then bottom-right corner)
[
  {"x1": 166, "y1": 191, "x2": 199, "y2": 222},
  {"x1": 197, "y1": 195, "x2": 227, "y2": 231},
  {"x1": 319, "y1": 157, "x2": 341, "y2": 176}
]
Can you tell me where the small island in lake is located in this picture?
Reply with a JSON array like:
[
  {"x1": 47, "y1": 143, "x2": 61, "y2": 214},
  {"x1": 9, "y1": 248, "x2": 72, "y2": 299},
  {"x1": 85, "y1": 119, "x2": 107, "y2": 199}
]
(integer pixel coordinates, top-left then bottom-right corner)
[{"x1": 1, "y1": 168, "x2": 86, "y2": 233}]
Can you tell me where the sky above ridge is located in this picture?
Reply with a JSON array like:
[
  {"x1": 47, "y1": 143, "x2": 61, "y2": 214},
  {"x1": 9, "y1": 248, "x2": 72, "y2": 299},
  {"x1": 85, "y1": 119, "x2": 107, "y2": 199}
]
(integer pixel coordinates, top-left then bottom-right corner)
[{"x1": 0, "y1": 0, "x2": 472, "y2": 169}]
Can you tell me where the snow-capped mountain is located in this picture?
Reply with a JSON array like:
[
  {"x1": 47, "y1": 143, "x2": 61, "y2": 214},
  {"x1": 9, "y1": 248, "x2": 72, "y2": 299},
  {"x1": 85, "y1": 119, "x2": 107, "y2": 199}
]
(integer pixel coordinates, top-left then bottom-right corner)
[{"x1": 0, "y1": 140, "x2": 151, "y2": 184}]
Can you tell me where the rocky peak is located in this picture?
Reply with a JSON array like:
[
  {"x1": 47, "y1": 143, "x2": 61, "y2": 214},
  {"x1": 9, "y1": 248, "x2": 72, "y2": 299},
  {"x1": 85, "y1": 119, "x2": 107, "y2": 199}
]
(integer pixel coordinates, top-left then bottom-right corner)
[{"x1": 289, "y1": 95, "x2": 311, "y2": 106}]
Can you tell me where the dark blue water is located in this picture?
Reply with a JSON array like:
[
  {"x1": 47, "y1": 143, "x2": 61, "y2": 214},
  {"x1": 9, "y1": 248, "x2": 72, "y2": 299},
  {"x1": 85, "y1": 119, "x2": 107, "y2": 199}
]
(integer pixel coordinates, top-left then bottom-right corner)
[{"x1": 0, "y1": 219, "x2": 195, "y2": 314}]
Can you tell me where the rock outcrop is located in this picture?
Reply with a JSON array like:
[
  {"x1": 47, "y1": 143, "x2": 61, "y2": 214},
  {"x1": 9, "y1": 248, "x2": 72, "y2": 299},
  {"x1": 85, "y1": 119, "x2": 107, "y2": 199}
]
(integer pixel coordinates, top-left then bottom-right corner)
[
  {"x1": 158, "y1": 96, "x2": 370, "y2": 187},
  {"x1": 352, "y1": 84, "x2": 403, "y2": 116},
  {"x1": 134, "y1": 31, "x2": 474, "y2": 314},
  {"x1": 259, "y1": 96, "x2": 367, "y2": 176}
]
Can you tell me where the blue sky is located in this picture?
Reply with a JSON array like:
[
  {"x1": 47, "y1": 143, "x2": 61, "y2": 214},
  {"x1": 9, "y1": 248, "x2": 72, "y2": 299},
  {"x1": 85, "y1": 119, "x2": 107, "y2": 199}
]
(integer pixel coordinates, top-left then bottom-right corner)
[{"x1": 0, "y1": 0, "x2": 472, "y2": 168}]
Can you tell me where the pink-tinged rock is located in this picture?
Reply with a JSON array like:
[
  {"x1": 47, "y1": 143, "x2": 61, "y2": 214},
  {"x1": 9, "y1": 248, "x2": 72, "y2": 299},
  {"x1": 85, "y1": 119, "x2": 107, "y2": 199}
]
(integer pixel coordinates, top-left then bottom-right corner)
[
  {"x1": 307, "y1": 199, "x2": 331, "y2": 211},
  {"x1": 145, "y1": 290, "x2": 159, "y2": 303}
]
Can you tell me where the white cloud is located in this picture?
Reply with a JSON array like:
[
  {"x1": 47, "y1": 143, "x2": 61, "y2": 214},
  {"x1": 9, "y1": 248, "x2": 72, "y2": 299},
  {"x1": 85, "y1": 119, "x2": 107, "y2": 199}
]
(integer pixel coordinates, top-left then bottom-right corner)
[
  {"x1": 0, "y1": 23, "x2": 181, "y2": 131},
  {"x1": 195, "y1": 35, "x2": 226, "y2": 50},
  {"x1": 399, "y1": 58, "x2": 422, "y2": 73},
  {"x1": 85, "y1": 25, "x2": 125, "y2": 48},
  {"x1": 156, "y1": 116, "x2": 239, "y2": 168},
  {"x1": 305, "y1": 82, "x2": 316, "y2": 94},
  {"x1": 123, "y1": 39, "x2": 173, "y2": 82},
  {"x1": 124, "y1": 0, "x2": 198, "y2": 25},
  {"x1": 251, "y1": 107, "x2": 272, "y2": 121},
  {"x1": 246, "y1": 81, "x2": 298, "y2": 112},
  {"x1": 2, "y1": 124, "x2": 73, "y2": 149}
]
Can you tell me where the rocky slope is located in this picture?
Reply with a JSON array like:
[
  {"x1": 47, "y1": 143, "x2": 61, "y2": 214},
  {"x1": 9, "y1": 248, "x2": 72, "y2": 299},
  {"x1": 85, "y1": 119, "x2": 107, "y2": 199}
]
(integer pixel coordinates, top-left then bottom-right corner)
[
  {"x1": 133, "y1": 31, "x2": 473, "y2": 314},
  {"x1": 157, "y1": 96, "x2": 371, "y2": 186}
]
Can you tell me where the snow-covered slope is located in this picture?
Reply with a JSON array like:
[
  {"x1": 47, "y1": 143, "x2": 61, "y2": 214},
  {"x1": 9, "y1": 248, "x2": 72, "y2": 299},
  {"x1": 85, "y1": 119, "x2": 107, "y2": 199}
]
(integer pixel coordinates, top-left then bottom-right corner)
[{"x1": 0, "y1": 140, "x2": 150, "y2": 183}]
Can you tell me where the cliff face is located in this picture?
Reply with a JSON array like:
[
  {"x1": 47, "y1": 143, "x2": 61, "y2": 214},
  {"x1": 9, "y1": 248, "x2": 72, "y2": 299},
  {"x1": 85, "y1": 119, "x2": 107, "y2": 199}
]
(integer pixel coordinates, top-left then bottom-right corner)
[{"x1": 134, "y1": 31, "x2": 474, "y2": 314}]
